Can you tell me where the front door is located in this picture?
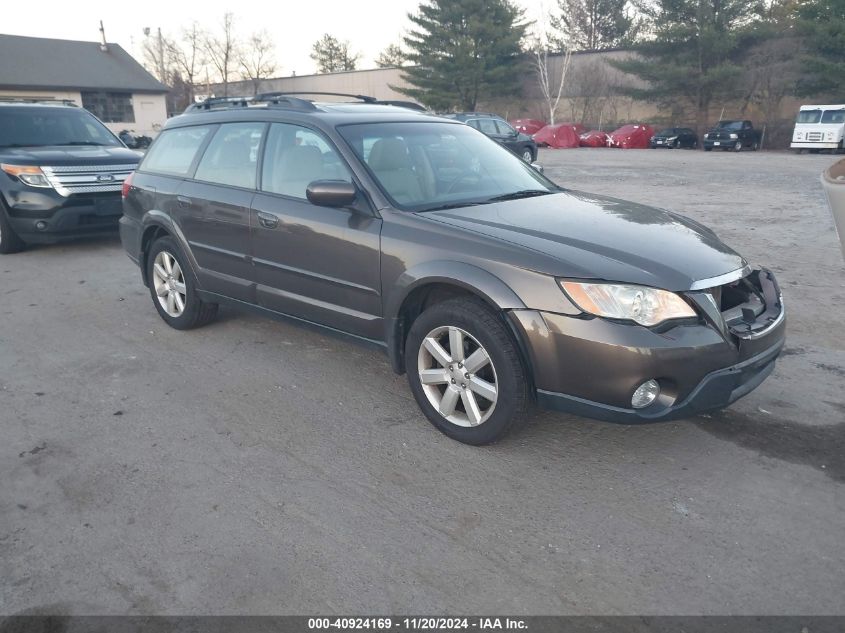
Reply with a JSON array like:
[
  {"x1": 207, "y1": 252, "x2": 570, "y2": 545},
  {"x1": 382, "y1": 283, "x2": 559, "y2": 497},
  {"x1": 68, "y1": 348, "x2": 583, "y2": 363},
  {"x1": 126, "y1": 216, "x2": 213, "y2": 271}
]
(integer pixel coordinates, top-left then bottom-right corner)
[{"x1": 250, "y1": 122, "x2": 383, "y2": 340}]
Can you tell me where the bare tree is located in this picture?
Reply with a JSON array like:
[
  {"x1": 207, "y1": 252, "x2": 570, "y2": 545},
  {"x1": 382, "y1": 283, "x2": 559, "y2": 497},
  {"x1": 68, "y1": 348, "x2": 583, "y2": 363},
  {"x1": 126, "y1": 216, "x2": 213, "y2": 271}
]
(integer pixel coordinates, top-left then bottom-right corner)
[
  {"x1": 375, "y1": 43, "x2": 406, "y2": 68},
  {"x1": 205, "y1": 13, "x2": 240, "y2": 96},
  {"x1": 168, "y1": 22, "x2": 206, "y2": 105},
  {"x1": 534, "y1": 42, "x2": 573, "y2": 125},
  {"x1": 142, "y1": 27, "x2": 175, "y2": 85},
  {"x1": 240, "y1": 31, "x2": 278, "y2": 95}
]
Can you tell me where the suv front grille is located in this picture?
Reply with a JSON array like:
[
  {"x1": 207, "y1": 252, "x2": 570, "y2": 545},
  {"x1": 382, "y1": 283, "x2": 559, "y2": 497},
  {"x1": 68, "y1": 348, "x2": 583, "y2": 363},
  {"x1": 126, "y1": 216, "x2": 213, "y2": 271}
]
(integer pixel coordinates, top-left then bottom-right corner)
[{"x1": 41, "y1": 164, "x2": 136, "y2": 197}]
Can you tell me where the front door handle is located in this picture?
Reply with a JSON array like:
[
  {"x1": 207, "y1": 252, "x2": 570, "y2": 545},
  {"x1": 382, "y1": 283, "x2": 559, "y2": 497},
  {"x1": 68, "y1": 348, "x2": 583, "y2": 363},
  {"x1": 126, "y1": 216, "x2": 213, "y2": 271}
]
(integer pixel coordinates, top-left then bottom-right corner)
[
  {"x1": 257, "y1": 211, "x2": 279, "y2": 229},
  {"x1": 176, "y1": 195, "x2": 192, "y2": 208}
]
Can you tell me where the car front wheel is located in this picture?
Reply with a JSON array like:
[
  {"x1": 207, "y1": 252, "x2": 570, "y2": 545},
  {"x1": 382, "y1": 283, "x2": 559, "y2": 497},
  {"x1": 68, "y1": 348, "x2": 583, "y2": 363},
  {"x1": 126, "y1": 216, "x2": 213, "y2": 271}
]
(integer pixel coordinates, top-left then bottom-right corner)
[
  {"x1": 521, "y1": 147, "x2": 534, "y2": 162},
  {"x1": 146, "y1": 236, "x2": 218, "y2": 330},
  {"x1": 405, "y1": 297, "x2": 530, "y2": 445},
  {"x1": 734, "y1": 140, "x2": 743, "y2": 151}
]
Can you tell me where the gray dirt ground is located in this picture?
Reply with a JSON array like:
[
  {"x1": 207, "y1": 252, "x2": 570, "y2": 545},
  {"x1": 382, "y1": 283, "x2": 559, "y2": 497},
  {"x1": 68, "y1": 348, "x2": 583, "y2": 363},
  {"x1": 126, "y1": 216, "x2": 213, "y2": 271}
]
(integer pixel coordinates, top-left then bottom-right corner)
[{"x1": 1, "y1": 148, "x2": 843, "y2": 615}]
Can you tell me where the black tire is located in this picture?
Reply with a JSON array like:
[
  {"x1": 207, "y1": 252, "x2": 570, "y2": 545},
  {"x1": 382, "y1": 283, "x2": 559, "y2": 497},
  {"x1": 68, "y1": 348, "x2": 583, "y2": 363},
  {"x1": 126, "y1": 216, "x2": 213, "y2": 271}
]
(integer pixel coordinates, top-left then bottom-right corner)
[
  {"x1": 405, "y1": 296, "x2": 531, "y2": 445},
  {"x1": 734, "y1": 140, "x2": 742, "y2": 152},
  {"x1": 0, "y1": 201, "x2": 26, "y2": 254},
  {"x1": 146, "y1": 236, "x2": 217, "y2": 330}
]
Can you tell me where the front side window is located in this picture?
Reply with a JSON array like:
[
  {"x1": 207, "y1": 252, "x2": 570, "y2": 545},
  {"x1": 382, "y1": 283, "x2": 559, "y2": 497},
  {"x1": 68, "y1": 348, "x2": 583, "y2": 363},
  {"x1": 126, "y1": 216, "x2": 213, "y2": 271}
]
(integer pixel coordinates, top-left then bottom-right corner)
[
  {"x1": 338, "y1": 121, "x2": 557, "y2": 211},
  {"x1": 821, "y1": 109, "x2": 845, "y2": 124},
  {"x1": 81, "y1": 91, "x2": 135, "y2": 123},
  {"x1": 141, "y1": 126, "x2": 212, "y2": 176},
  {"x1": 194, "y1": 122, "x2": 265, "y2": 189},
  {"x1": 261, "y1": 123, "x2": 352, "y2": 199},
  {"x1": 496, "y1": 121, "x2": 517, "y2": 136},
  {"x1": 0, "y1": 107, "x2": 121, "y2": 148}
]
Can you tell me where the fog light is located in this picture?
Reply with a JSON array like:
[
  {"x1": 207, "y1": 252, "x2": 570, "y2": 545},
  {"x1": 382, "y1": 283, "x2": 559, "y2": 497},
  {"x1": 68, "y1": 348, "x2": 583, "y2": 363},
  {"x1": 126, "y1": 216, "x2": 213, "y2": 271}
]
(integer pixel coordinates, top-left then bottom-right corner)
[
  {"x1": 632, "y1": 379, "x2": 660, "y2": 408},
  {"x1": 35, "y1": 221, "x2": 48, "y2": 231}
]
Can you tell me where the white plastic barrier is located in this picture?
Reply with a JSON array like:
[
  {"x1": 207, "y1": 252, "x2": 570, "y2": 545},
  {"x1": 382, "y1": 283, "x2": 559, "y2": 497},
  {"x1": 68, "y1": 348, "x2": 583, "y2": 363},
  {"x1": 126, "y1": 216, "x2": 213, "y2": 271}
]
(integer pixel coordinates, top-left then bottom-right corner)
[{"x1": 821, "y1": 158, "x2": 845, "y2": 260}]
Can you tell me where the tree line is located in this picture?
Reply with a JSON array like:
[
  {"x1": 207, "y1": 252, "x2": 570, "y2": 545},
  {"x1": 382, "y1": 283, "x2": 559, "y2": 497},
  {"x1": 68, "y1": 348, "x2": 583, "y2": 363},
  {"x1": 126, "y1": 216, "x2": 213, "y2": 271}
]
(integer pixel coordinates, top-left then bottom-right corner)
[{"x1": 146, "y1": 0, "x2": 844, "y2": 129}]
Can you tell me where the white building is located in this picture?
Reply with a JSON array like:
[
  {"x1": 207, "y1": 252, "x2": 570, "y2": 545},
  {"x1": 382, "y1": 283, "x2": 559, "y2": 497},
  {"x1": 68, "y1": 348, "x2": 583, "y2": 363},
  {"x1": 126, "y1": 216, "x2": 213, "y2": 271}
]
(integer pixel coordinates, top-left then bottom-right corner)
[{"x1": 0, "y1": 34, "x2": 168, "y2": 137}]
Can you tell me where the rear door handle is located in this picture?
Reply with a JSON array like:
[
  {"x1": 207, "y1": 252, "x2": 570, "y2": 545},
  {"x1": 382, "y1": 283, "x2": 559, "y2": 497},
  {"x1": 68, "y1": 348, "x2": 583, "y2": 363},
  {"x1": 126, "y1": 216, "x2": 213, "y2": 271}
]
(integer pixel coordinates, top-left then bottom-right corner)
[
  {"x1": 176, "y1": 195, "x2": 193, "y2": 208},
  {"x1": 257, "y1": 211, "x2": 279, "y2": 229}
]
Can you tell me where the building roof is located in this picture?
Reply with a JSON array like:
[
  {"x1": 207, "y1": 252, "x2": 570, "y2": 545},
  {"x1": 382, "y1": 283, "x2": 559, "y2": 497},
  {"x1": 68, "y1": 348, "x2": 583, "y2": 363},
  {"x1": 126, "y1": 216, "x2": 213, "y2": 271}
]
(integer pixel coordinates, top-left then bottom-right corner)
[{"x1": 0, "y1": 34, "x2": 168, "y2": 94}]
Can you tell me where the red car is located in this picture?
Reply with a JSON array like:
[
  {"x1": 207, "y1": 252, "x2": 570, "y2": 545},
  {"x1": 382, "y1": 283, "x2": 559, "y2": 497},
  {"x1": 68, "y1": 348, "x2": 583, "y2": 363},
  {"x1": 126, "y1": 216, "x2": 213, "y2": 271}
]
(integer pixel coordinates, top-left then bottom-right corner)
[{"x1": 609, "y1": 124, "x2": 655, "y2": 149}]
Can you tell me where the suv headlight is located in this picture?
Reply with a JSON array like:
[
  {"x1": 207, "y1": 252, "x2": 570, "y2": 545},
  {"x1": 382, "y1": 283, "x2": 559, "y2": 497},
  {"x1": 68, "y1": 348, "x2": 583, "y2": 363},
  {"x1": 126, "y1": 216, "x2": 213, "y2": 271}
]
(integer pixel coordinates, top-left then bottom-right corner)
[
  {"x1": 1, "y1": 164, "x2": 52, "y2": 188},
  {"x1": 560, "y1": 281, "x2": 697, "y2": 327},
  {"x1": 729, "y1": 133, "x2": 738, "y2": 139}
]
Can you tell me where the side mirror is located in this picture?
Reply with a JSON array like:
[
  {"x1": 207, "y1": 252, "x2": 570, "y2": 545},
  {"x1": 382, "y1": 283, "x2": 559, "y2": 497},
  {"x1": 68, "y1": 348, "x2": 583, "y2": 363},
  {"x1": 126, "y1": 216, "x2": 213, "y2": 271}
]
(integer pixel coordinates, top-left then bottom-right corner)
[{"x1": 306, "y1": 180, "x2": 357, "y2": 207}]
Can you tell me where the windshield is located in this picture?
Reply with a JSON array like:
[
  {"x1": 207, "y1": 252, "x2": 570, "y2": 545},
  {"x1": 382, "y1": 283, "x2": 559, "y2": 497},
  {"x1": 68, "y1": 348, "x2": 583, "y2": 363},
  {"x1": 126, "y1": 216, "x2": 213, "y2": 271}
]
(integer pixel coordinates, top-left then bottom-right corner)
[
  {"x1": 657, "y1": 128, "x2": 678, "y2": 136},
  {"x1": 0, "y1": 107, "x2": 122, "y2": 148},
  {"x1": 338, "y1": 121, "x2": 558, "y2": 211},
  {"x1": 797, "y1": 110, "x2": 822, "y2": 124},
  {"x1": 821, "y1": 109, "x2": 845, "y2": 124},
  {"x1": 716, "y1": 121, "x2": 743, "y2": 130}
]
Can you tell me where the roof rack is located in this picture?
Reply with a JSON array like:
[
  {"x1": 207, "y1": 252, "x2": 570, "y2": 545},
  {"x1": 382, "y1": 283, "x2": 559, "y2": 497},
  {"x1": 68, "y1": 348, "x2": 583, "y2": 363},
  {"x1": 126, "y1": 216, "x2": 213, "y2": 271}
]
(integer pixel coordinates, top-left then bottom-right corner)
[
  {"x1": 0, "y1": 97, "x2": 78, "y2": 107},
  {"x1": 256, "y1": 91, "x2": 377, "y2": 103},
  {"x1": 184, "y1": 94, "x2": 318, "y2": 113}
]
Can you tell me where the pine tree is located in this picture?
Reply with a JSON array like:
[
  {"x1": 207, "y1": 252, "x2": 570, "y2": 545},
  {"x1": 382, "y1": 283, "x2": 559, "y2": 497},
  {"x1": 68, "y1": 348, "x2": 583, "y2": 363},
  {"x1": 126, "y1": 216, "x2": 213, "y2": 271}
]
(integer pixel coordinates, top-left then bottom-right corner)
[
  {"x1": 399, "y1": 0, "x2": 528, "y2": 111},
  {"x1": 550, "y1": 0, "x2": 636, "y2": 51},
  {"x1": 311, "y1": 34, "x2": 360, "y2": 73},
  {"x1": 610, "y1": 0, "x2": 762, "y2": 133},
  {"x1": 796, "y1": 0, "x2": 845, "y2": 98}
]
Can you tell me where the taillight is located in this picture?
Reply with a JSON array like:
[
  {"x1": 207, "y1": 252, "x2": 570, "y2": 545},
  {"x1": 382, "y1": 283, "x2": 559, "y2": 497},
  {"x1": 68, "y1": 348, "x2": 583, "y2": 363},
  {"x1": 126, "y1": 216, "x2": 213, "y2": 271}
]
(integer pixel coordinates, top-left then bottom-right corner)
[{"x1": 122, "y1": 171, "x2": 134, "y2": 198}]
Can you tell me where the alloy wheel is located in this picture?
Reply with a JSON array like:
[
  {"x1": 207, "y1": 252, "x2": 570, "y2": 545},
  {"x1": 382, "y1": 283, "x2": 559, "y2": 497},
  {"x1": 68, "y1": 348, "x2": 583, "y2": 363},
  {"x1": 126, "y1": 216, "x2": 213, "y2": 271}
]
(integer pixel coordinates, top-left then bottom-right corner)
[
  {"x1": 417, "y1": 325, "x2": 498, "y2": 427},
  {"x1": 522, "y1": 149, "x2": 533, "y2": 162},
  {"x1": 152, "y1": 251, "x2": 187, "y2": 318}
]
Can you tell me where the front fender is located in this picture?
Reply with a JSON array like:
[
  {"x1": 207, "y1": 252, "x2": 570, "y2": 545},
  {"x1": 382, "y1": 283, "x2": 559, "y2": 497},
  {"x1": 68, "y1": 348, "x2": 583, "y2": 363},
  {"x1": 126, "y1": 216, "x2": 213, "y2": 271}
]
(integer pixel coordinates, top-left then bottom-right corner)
[{"x1": 384, "y1": 260, "x2": 526, "y2": 373}]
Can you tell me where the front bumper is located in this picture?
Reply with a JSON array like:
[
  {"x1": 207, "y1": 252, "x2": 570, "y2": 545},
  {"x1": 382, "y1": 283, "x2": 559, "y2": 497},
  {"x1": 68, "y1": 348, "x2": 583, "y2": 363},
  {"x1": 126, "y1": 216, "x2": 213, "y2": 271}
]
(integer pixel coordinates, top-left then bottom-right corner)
[
  {"x1": 791, "y1": 142, "x2": 841, "y2": 149},
  {"x1": 703, "y1": 138, "x2": 739, "y2": 148},
  {"x1": 5, "y1": 188, "x2": 123, "y2": 243},
  {"x1": 508, "y1": 273, "x2": 786, "y2": 424}
]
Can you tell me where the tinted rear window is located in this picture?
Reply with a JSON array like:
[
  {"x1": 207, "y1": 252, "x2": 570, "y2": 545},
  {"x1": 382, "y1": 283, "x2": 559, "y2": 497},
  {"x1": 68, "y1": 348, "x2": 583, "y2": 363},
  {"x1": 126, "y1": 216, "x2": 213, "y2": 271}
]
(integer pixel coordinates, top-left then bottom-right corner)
[
  {"x1": 194, "y1": 122, "x2": 265, "y2": 189},
  {"x1": 141, "y1": 126, "x2": 212, "y2": 176}
]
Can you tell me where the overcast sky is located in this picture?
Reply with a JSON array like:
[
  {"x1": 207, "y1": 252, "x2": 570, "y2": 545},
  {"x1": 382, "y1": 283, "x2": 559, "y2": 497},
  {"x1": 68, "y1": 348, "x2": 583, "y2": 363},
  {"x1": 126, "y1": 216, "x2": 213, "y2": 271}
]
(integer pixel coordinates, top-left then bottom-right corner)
[{"x1": 2, "y1": 0, "x2": 548, "y2": 78}]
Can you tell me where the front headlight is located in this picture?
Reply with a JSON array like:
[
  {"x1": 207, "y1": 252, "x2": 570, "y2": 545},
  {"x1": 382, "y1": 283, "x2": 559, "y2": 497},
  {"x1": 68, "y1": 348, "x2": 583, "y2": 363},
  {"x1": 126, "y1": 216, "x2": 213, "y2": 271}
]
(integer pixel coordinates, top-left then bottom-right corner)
[
  {"x1": 559, "y1": 281, "x2": 697, "y2": 327},
  {"x1": 729, "y1": 133, "x2": 738, "y2": 139},
  {"x1": 1, "y1": 164, "x2": 52, "y2": 188}
]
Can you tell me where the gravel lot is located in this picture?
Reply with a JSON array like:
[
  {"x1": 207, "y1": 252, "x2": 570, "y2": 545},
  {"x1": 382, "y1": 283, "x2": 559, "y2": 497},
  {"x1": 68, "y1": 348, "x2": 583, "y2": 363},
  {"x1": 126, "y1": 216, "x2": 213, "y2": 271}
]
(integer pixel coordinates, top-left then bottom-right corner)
[{"x1": 1, "y1": 148, "x2": 843, "y2": 615}]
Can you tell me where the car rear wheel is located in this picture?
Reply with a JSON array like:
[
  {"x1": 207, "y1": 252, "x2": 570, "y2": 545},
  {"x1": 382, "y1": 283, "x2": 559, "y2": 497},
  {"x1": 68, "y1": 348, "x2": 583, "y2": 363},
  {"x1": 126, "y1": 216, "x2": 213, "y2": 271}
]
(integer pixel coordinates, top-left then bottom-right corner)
[
  {"x1": 405, "y1": 297, "x2": 530, "y2": 445},
  {"x1": 0, "y1": 203, "x2": 26, "y2": 254},
  {"x1": 521, "y1": 148, "x2": 534, "y2": 162},
  {"x1": 147, "y1": 236, "x2": 218, "y2": 330}
]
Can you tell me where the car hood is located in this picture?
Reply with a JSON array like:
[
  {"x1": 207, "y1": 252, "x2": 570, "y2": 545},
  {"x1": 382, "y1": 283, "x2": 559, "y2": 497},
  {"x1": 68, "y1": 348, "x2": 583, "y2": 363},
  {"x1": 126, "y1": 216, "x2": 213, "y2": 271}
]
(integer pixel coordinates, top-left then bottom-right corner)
[
  {"x1": 420, "y1": 190, "x2": 747, "y2": 291},
  {"x1": 0, "y1": 145, "x2": 142, "y2": 166}
]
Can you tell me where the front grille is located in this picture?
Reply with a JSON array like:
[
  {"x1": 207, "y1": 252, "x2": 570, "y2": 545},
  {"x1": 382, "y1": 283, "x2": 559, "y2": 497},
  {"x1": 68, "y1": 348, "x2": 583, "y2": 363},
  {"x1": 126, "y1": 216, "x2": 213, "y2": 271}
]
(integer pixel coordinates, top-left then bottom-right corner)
[
  {"x1": 807, "y1": 132, "x2": 823, "y2": 142},
  {"x1": 41, "y1": 164, "x2": 136, "y2": 197}
]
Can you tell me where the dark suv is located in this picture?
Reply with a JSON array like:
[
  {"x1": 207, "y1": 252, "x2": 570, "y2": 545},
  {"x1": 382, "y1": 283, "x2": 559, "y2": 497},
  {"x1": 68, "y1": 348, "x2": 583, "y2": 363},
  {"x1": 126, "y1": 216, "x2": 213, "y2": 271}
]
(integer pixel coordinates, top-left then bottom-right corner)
[
  {"x1": 121, "y1": 94, "x2": 785, "y2": 445},
  {"x1": 0, "y1": 99, "x2": 140, "y2": 254},
  {"x1": 444, "y1": 113, "x2": 538, "y2": 162},
  {"x1": 703, "y1": 120, "x2": 761, "y2": 152}
]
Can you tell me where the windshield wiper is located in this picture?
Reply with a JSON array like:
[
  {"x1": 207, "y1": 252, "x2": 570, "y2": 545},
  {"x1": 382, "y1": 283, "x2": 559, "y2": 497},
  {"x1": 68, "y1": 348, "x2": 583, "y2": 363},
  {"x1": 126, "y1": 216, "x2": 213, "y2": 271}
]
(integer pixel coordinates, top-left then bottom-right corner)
[
  {"x1": 484, "y1": 189, "x2": 554, "y2": 202},
  {"x1": 416, "y1": 201, "x2": 484, "y2": 213}
]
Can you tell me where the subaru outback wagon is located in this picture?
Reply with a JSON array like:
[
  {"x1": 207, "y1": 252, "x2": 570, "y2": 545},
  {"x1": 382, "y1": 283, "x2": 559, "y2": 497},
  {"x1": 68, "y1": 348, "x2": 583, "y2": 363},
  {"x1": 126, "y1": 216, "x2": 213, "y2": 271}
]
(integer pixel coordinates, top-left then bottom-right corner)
[{"x1": 120, "y1": 94, "x2": 785, "y2": 445}]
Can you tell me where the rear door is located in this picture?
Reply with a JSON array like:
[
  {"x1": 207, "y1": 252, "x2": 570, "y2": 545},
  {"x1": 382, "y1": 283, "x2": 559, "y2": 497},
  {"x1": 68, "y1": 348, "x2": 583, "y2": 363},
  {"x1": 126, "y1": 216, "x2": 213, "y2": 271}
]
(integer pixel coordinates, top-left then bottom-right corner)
[
  {"x1": 177, "y1": 121, "x2": 266, "y2": 302},
  {"x1": 249, "y1": 122, "x2": 383, "y2": 339}
]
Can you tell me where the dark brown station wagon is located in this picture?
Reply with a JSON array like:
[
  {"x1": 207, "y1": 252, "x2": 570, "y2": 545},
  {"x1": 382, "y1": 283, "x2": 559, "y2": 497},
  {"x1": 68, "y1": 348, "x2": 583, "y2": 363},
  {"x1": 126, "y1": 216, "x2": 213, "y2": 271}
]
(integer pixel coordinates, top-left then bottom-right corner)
[{"x1": 120, "y1": 93, "x2": 786, "y2": 445}]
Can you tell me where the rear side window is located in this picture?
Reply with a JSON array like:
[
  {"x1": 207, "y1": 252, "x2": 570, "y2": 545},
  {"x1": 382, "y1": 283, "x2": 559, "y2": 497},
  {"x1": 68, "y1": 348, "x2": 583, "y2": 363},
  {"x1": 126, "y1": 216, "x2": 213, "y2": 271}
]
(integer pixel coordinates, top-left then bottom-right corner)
[
  {"x1": 496, "y1": 121, "x2": 516, "y2": 135},
  {"x1": 261, "y1": 123, "x2": 352, "y2": 199},
  {"x1": 141, "y1": 126, "x2": 212, "y2": 176},
  {"x1": 476, "y1": 119, "x2": 498, "y2": 135},
  {"x1": 194, "y1": 122, "x2": 265, "y2": 189}
]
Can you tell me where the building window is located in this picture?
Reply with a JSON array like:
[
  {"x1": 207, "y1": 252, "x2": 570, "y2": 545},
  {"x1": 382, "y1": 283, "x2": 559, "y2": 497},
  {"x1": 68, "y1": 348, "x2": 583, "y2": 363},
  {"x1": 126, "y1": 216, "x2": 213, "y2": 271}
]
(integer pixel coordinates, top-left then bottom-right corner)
[{"x1": 80, "y1": 91, "x2": 135, "y2": 123}]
